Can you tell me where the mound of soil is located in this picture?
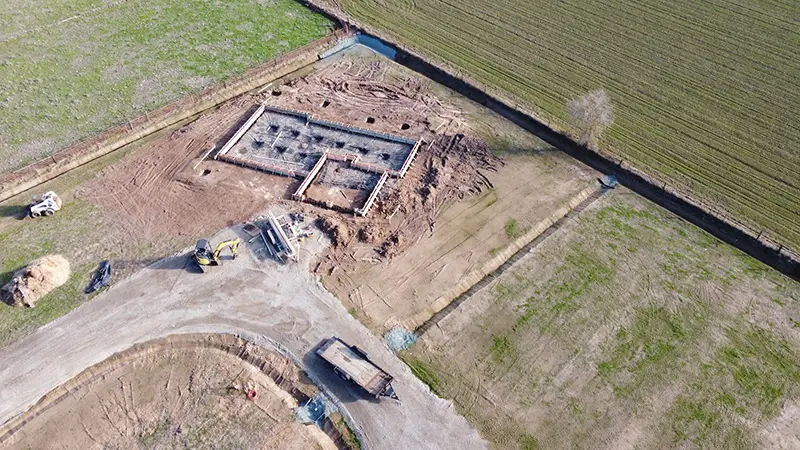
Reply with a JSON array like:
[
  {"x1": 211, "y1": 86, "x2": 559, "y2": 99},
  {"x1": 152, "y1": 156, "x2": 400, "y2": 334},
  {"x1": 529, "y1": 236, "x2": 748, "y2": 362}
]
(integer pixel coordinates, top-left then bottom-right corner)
[
  {"x1": 1, "y1": 255, "x2": 70, "y2": 307},
  {"x1": 316, "y1": 216, "x2": 350, "y2": 247},
  {"x1": 357, "y1": 222, "x2": 385, "y2": 244},
  {"x1": 374, "y1": 133, "x2": 502, "y2": 254},
  {"x1": 311, "y1": 132, "x2": 502, "y2": 277}
]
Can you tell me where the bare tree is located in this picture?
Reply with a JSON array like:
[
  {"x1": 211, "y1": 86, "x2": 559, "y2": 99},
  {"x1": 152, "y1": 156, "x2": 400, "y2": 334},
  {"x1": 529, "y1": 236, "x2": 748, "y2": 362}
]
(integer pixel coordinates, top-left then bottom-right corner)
[{"x1": 566, "y1": 89, "x2": 614, "y2": 146}]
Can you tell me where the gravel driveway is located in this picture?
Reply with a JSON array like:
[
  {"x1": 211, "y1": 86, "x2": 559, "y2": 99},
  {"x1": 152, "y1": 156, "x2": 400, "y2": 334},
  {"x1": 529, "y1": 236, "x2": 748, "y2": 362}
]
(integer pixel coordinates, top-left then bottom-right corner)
[{"x1": 0, "y1": 226, "x2": 486, "y2": 450}]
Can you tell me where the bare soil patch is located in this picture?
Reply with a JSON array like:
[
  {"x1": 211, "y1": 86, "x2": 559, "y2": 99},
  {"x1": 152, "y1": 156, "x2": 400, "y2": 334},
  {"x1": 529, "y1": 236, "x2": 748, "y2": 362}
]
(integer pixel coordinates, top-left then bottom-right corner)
[
  {"x1": 302, "y1": 129, "x2": 507, "y2": 268},
  {"x1": 762, "y1": 403, "x2": 800, "y2": 449},
  {"x1": 306, "y1": 182, "x2": 372, "y2": 211},
  {"x1": 1, "y1": 333, "x2": 348, "y2": 449},
  {"x1": 82, "y1": 94, "x2": 292, "y2": 244},
  {"x1": 269, "y1": 51, "x2": 460, "y2": 137}
]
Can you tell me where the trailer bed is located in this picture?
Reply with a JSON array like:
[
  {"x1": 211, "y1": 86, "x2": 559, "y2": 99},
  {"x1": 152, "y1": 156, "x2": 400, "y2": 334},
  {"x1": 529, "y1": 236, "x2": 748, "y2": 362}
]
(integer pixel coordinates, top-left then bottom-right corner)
[{"x1": 317, "y1": 337, "x2": 394, "y2": 398}]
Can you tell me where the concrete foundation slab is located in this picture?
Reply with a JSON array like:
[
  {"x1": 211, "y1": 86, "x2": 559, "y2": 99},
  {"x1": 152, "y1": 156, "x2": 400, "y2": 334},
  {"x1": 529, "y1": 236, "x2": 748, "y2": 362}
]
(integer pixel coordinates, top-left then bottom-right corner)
[{"x1": 216, "y1": 105, "x2": 421, "y2": 216}]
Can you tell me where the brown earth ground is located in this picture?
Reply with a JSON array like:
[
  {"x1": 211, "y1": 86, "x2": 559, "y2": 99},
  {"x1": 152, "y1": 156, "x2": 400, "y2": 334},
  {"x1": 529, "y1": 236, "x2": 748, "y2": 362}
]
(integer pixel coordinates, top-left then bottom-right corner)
[
  {"x1": 2, "y1": 334, "x2": 348, "y2": 449},
  {"x1": 405, "y1": 189, "x2": 800, "y2": 450},
  {"x1": 80, "y1": 93, "x2": 293, "y2": 245}
]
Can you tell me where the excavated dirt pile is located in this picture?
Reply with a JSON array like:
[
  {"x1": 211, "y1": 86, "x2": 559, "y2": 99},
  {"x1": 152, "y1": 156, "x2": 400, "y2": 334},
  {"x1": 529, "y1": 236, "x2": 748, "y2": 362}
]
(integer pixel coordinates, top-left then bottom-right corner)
[
  {"x1": 316, "y1": 216, "x2": 351, "y2": 248},
  {"x1": 1, "y1": 255, "x2": 70, "y2": 307},
  {"x1": 313, "y1": 132, "x2": 502, "y2": 271},
  {"x1": 373, "y1": 133, "x2": 503, "y2": 256}
]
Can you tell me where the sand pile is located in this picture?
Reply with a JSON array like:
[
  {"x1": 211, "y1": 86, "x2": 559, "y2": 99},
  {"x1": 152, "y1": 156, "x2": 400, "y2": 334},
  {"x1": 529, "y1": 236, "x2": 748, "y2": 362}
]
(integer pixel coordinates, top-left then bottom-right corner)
[{"x1": 1, "y1": 255, "x2": 70, "y2": 307}]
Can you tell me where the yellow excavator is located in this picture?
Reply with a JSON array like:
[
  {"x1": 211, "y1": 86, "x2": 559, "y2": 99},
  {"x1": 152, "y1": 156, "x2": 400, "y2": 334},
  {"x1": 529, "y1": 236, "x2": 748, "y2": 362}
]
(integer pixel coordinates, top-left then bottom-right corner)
[{"x1": 193, "y1": 238, "x2": 241, "y2": 271}]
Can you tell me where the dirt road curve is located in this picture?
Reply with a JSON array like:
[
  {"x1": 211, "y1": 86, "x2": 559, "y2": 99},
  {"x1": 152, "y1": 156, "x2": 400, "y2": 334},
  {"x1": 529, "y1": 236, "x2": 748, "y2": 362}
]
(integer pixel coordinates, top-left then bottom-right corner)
[{"x1": 0, "y1": 227, "x2": 487, "y2": 450}]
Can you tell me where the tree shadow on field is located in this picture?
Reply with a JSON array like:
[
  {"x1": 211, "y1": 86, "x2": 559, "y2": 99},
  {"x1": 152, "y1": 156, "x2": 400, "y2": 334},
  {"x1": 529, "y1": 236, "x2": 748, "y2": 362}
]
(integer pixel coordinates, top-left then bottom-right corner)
[{"x1": 304, "y1": 339, "x2": 383, "y2": 406}]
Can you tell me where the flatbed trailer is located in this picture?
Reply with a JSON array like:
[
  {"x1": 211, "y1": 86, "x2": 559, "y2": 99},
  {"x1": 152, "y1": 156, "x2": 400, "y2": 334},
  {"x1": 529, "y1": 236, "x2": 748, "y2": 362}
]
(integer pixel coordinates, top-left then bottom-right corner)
[
  {"x1": 265, "y1": 211, "x2": 298, "y2": 261},
  {"x1": 316, "y1": 337, "x2": 398, "y2": 400}
]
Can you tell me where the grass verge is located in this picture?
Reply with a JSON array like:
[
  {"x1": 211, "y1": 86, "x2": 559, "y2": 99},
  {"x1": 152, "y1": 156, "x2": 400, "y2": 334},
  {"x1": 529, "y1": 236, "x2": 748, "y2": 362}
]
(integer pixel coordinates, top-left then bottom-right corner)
[{"x1": 0, "y1": 0, "x2": 333, "y2": 171}]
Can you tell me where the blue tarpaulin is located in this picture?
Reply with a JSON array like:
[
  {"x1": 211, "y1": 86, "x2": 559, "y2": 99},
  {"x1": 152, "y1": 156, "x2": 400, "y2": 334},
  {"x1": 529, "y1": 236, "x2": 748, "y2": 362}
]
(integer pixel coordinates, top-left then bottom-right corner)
[{"x1": 599, "y1": 174, "x2": 618, "y2": 189}]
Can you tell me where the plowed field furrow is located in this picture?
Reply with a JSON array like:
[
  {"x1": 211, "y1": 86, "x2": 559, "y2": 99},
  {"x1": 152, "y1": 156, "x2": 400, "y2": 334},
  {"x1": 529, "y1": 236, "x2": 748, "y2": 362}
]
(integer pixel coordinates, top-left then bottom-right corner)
[
  {"x1": 460, "y1": 0, "x2": 800, "y2": 145},
  {"x1": 434, "y1": 13, "x2": 800, "y2": 193},
  {"x1": 340, "y1": 0, "x2": 800, "y2": 251}
]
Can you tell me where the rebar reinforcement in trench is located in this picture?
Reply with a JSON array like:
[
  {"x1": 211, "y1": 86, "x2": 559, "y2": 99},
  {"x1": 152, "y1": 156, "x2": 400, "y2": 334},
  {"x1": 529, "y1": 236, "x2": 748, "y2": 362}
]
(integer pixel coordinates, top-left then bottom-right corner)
[{"x1": 415, "y1": 188, "x2": 606, "y2": 336}]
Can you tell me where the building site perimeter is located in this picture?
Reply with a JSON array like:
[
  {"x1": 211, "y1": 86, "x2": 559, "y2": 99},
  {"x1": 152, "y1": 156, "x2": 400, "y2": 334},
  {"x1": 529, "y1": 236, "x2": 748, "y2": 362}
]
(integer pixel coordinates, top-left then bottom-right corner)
[{"x1": 0, "y1": 16, "x2": 798, "y2": 450}]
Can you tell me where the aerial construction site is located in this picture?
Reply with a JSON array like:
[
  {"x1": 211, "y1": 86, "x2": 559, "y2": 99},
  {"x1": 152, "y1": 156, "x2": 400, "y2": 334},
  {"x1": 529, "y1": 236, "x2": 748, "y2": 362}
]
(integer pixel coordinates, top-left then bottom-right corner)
[
  {"x1": 216, "y1": 104, "x2": 421, "y2": 215},
  {"x1": 0, "y1": 14, "x2": 798, "y2": 450}
]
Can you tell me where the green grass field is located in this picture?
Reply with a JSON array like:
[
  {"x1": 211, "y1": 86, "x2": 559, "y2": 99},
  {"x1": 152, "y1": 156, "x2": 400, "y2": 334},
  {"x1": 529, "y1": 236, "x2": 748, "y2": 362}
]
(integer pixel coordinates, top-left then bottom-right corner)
[
  {"x1": 406, "y1": 190, "x2": 800, "y2": 449},
  {"x1": 338, "y1": 0, "x2": 800, "y2": 253},
  {"x1": 0, "y1": 0, "x2": 333, "y2": 171}
]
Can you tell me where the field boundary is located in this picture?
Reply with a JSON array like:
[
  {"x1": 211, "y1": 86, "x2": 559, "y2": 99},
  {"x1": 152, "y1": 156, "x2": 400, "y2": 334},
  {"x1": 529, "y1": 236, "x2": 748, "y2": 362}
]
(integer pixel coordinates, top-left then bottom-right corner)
[
  {"x1": 414, "y1": 186, "x2": 605, "y2": 336},
  {"x1": 390, "y1": 43, "x2": 800, "y2": 278},
  {"x1": 399, "y1": 184, "x2": 601, "y2": 332},
  {"x1": 302, "y1": 2, "x2": 799, "y2": 279},
  {"x1": 0, "y1": 27, "x2": 355, "y2": 203},
  {"x1": 1, "y1": 5, "x2": 795, "y2": 278},
  {"x1": 0, "y1": 333, "x2": 356, "y2": 449}
]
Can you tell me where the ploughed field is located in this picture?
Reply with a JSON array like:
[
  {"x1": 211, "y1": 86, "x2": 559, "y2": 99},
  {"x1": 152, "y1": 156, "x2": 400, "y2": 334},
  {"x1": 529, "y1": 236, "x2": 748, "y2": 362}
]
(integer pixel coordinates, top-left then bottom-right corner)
[
  {"x1": 0, "y1": 0, "x2": 333, "y2": 171},
  {"x1": 338, "y1": 0, "x2": 800, "y2": 253}
]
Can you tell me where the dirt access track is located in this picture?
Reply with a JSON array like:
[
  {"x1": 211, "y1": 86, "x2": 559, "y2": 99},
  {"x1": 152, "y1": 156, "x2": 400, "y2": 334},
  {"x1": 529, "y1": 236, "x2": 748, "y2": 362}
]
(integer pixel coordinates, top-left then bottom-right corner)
[
  {"x1": 2, "y1": 334, "x2": 343, "y2": 449},
  {"x1": 0, "y1": 226, "x2": 487, "y2": 450}
]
